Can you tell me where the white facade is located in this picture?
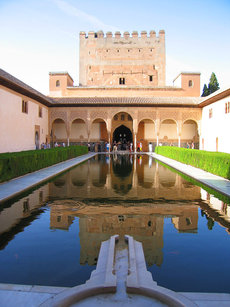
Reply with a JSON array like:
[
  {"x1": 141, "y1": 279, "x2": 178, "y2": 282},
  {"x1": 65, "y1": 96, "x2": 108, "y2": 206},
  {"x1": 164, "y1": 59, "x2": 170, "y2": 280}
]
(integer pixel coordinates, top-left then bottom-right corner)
[
  {"x1": 0, "y1": 85, "x2": 49, "y2": 153},
  {"x1": 200, "y1": 88, "x2": 230, "y2": 153}
]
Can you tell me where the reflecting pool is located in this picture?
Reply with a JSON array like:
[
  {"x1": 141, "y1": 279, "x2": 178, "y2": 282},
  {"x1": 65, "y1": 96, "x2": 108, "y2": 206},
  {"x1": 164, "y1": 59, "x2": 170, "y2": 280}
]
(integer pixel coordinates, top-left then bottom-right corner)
[{"x1": 0, "y1": 154, "x2": 230, "y2": 293}]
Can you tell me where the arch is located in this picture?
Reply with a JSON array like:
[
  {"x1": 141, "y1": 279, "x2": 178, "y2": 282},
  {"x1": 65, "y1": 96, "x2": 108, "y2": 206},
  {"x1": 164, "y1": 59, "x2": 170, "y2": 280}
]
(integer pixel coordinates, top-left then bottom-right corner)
[
  {"x1": 111, "y1": 155, "x2": 133, "y2": 195},
  {"x1": 70, "y1": 118, "x2": 87, "y2": 144},
  {"x1": 91, "y1": 118, "x2": 108, "y2": 142},
  {"x1": 181, "y1": 119, "x2": 199, "y2": 149},
  {"x1": 158, "y1": 165, "x2": 176, "y2": 188},
  {"x1": 113, "y1": 125, "x2": 133, "y2": 150},
  {"x1": 136, "y1": 155, "x2": 155, "y2": 188},
  {"x1": 111, "y1": 110, "x2": 134, "y2": 121},
  {"x1": 53, "y1": 178, "x2": 66, "y2": 187},
  {"x1": 111, "y1": 111, "x2": 133, "y2": 149},
  {"x1": 137, "y1": 118, "x2": 155, "y2": 152},
  {"x1": 71, "y1": 163, "x2": 87, "y2": 187},
  {"x1": 159, "y1": 119, "x2": 178, "y2": 146},
  {"x1": 52, "y1": 118, "x2": 67, "y2": 145}
]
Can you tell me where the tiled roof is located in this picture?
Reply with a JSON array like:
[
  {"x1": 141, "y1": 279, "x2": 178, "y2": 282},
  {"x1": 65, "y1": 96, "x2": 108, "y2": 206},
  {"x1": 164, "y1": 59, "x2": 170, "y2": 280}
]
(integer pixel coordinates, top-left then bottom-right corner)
[
  {"x1": 199, "y1": 86, "x2": 230, "y2": 107},
  {"x1": 51, "y1": 96, "x2": 202, "y2": 106},
  {"x1": 0, "y1": 68, "x2": 203, "y2": 107},
  {"x1": 0, "y1": 69, "x2": 53, "y2": 106}
]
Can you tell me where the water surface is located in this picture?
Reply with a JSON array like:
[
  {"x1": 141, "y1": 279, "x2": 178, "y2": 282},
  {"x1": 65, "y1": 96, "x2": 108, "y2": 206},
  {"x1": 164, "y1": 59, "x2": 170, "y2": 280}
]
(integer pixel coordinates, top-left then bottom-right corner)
[{"x1": 0, "y1": 154, "x2": 230, "y2": 292}]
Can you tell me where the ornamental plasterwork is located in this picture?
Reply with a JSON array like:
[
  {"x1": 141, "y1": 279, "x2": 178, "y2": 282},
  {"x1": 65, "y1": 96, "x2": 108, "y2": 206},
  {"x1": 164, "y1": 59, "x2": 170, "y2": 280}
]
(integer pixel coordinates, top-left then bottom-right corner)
[
  {"x1": 50, "y1": 110, "x2": 68, "y2": 123},
  {"x1": 89, "y1": 110, "x2": 108, "y2": 122},
  {"x1": 159, "y1": 111, "x2": 180, "y2": 121},
  {"x1": 182, "y1": 110, "x2": 201, "y2": 122},
  {"x1": 69, "y1": 110, "x2": 87, "y2": 123},
  {"x1": 138, "y1": 111, "x2": 156, "y2": 122},
  {"x1": 110, "y1": 109, "x2": 136, "y2": 120}
]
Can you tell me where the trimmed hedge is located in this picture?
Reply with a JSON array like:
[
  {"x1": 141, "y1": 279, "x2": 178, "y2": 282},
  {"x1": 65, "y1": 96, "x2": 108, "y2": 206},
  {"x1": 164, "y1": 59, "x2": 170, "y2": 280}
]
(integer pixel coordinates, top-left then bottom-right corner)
[
  {"x1": 155, "y1": 146, "x2": 230, "y2": 180},
  {"x1": 0, "y1": 145, "x2": 88, "y2": 183}
]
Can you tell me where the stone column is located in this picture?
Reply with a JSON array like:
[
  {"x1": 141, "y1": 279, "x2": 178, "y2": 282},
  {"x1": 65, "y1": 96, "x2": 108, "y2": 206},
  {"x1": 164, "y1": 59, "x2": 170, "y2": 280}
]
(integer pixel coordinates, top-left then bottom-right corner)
[
  {"x1": 177, "y1": 120, "x2": 182, "y2": 148},
  {"x1": 134, "y1": 133, "x2": 137, "y2": 152},
  {"x1": 133, "y1": 118, "x2": 138, "y2": 152},
  {"x1": 155, "y1": 119, "x2": 160, "y2": 147},
  {"x1": 107, "y1": 119, "x2": 111, "y2": 152},
  {"x1": 66, "y1": 122, "x2": 71, "y2": 147}
]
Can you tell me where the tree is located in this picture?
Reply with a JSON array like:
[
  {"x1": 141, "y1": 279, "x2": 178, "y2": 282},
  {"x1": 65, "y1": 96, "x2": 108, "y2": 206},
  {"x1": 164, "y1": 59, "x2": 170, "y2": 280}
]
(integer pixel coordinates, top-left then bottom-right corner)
[
  {"x1": 208, "y1": 72, "x2": 220, "y2": 94},
  {"x1": 201, "y1": 72, "x2": 220, "y2": 97},
  {"x1": 201, "y1": 84, "x2": 209, "y2": 97}
]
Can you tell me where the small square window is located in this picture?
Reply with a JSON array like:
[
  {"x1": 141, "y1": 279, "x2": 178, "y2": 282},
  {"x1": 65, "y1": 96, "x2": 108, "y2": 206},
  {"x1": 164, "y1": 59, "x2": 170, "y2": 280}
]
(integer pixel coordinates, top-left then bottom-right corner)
[
  {"x1": 119, "y1": 78, "x2": 125, "y2": 85},
  {"x1": 56, "y1": 80, "x2": 60, "y2": 87}
]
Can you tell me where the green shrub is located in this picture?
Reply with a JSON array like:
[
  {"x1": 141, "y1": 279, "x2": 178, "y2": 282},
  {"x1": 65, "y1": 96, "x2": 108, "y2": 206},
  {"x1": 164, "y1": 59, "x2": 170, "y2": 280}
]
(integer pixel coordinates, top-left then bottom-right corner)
[
  {"x1": 155, "y1": 146, "x2": 230, "y2": 180},
  {"x1": 0, "y1": 146, "x2": 88, "y2": 183}
]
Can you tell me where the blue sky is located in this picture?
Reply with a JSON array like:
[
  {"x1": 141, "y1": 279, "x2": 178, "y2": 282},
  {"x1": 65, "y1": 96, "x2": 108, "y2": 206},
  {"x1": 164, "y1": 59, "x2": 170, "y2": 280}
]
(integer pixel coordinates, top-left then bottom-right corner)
[{"x1": 0, "y1": 0, "x2": 229, "y2": 94}]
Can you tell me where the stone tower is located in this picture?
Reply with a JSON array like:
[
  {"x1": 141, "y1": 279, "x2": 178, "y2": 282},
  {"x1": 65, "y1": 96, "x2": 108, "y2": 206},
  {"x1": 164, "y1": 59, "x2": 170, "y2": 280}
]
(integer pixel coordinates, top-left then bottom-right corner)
[{"x1": 79, "y1": 30, "x2": 165, "y2": 87}]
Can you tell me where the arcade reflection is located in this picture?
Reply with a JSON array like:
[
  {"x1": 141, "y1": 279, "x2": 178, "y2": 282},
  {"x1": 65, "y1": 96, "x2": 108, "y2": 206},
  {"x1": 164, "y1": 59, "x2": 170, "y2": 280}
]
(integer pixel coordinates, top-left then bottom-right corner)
[{"x1": 1, "y1": 154, "x2": 230, "y2": 268}]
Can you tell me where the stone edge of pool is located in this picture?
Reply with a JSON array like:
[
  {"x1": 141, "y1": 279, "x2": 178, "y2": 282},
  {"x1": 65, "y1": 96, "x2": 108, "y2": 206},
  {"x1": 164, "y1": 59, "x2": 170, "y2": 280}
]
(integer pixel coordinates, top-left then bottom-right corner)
[
  {"x1": 149, "y1": 152, "x2": 230, "y2": 199},
  {"x1": 0, "y1": 152, "x2": 97, "y2": 203}
]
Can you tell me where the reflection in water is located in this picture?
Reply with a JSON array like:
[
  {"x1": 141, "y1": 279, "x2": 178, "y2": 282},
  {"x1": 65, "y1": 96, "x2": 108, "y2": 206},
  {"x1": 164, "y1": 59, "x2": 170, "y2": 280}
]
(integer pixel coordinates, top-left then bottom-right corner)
[
  {"x1": 49, "y1": 200, "x2": 198, "y2": 266},
  {"x1": 0, "y1": 154, "x2": 230, "y2": 291}
]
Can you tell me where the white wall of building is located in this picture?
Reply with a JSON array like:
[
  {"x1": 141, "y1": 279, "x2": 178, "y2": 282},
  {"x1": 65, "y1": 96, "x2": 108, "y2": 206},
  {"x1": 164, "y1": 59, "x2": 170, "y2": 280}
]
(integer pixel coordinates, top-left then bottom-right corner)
[
  {"x1": 0, "y1": 86, "x2": 49, "y2": 153},
  {"x1": 200, "y1": 95, "x2": 230, "y2": 153}
]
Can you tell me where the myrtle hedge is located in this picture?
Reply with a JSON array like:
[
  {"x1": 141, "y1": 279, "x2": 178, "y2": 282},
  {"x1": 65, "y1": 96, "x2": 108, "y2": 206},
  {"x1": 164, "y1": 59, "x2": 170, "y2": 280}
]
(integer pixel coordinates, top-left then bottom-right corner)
[
  {"x1": 155, "y1": 146, "x2": 230, "y2": 180},
  {"x1": 0, "y1": 145, "x2": 88, "y2": 183}
]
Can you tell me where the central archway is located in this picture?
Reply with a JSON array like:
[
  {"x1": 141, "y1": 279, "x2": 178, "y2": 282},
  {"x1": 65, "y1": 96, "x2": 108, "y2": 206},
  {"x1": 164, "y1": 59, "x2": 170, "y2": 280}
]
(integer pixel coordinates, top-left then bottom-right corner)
[{"x1": 113, "y1": 125, "x2": 133, "y2": 150}]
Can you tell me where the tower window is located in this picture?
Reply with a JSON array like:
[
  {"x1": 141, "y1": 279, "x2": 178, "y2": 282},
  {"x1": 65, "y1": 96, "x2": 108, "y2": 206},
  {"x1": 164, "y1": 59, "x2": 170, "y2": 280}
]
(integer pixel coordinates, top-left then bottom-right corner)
[
  {"x1": 119, "y1": 78, "x2": 125, "y2": 85},
  {"x1": 188, "y1": 80, "x2": 193, "y2": 87},
  {"x1": 56, "y1": 80, "x2": 60, "y2": 87},
  {"x1": 149, "y1": 75, "x2": 153, "y2": 82}
]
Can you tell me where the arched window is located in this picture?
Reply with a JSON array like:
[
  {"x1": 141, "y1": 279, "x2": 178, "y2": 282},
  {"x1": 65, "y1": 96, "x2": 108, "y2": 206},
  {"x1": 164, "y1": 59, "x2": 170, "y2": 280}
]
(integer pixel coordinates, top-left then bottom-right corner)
[{"x1": 56, "y1": 80, "x2": 60, "y2": 87}]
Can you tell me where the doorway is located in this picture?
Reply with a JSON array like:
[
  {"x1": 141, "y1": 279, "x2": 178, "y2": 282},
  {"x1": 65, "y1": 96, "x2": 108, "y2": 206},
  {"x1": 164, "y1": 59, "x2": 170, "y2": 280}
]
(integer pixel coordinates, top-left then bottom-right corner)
[{"x1": 113, "y1": 125, "x2": 133, "y2": 150}]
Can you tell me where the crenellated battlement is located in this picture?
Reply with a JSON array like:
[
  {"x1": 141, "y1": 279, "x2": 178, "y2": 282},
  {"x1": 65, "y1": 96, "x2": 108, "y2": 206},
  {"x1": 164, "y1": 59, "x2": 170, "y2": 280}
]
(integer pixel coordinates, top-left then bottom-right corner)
[
  {"x1": 80, "y1": 30, "x2": 165, "y2": 39},
  {"x1": 79, "y1": 29, "x2": 165, "y2": 87}
]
